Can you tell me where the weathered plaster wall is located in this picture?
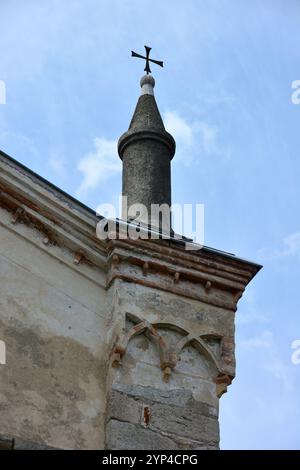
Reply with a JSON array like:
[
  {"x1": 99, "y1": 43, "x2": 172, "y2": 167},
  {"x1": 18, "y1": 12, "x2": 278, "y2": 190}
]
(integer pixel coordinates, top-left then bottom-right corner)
[{"x1": 0, "y1": 207, "x2": 108, "y2": 449}]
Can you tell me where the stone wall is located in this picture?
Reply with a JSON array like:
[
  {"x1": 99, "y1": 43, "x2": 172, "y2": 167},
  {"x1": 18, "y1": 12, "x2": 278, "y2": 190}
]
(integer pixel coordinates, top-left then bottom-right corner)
[
  {"x1": 106, "y1": 385, "x2": 219, "y2": 450},
  {"x1": 0, "y1": 205, "x2": 108, "y2": 449}
]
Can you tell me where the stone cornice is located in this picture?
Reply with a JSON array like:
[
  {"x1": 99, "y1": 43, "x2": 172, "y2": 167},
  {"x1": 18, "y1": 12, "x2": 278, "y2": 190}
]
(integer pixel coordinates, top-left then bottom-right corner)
[
  {"x1": 0, "y1": 150, "x2": 261, "y2": 308},
  {"x1": 0, "y1": 151, "x2": 107, "y2": 272},
  {"x1": 106, "y1": 237, "x2": 261, "y2": 310}
]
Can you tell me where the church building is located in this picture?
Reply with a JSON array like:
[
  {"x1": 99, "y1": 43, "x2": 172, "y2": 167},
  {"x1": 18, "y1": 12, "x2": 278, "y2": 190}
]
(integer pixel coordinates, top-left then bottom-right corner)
[{"x1": 0, "y1": 61, "x2": 261, "y2": 449}]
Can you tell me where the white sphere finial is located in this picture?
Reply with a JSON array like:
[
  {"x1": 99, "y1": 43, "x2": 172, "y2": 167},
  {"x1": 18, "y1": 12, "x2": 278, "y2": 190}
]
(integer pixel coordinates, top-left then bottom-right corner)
[{"x1": 140, "y1": 75, "x2": 155, "y2": 96}]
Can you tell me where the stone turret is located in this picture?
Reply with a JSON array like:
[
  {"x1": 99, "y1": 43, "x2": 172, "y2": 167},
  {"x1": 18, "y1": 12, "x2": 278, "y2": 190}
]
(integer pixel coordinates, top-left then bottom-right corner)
[
  {"x1": 103, "y1": 72, "x2": 262, "y2": 450},
  {"x1": 118, "y1": 75, "x2": 175, "y2": 230}
]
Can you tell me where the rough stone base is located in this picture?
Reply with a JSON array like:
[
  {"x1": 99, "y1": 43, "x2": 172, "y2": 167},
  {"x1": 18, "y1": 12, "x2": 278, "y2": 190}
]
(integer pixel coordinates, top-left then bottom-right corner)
[{"x1": 105, "y1": 385, "x2": 219, "y2": 450}]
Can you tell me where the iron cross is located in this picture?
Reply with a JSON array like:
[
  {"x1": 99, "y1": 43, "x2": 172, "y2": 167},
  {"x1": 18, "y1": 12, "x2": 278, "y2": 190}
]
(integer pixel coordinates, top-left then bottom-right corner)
[{"x1": 131, "y1": 46, "x2": 163, "y2": 75}]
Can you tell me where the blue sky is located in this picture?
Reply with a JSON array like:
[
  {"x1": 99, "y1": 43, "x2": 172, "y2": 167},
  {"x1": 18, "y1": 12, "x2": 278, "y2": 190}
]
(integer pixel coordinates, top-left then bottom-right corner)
[{"x1": 1, "y1": 0, "x2": 300, "y2": 449}]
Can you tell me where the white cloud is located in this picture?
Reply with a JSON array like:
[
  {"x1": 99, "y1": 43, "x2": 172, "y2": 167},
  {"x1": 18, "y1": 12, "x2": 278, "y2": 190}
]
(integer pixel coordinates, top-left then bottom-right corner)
[
  {"x1": 236, "y1": 286, "x2": 270, "y2": 326},
  {"x1": 258, "y1": 231, "x2": 300, "y2": 261},
  {"x1": 281, "y1": 232, "x2": 300, "y2": 257},
  {"x1": 241, "y1": 330, "x2": 292, "y2": 393},
  {"x1": 76, "y1": 137, "x2": 121, "y2": 197},
  {"x1": 164, "y1": 111, "x2": 193, "y2": 147},
  {"x1": 163, "y1": 110, "x2": 231, "y2": 165}
]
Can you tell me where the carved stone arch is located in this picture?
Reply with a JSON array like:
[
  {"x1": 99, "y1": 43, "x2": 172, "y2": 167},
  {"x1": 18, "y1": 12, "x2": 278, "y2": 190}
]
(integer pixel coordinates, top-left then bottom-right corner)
[
  {"x1": 149, "y1": 323, "x2": 222, "y2": 372},
  {"x1": 175, "y1": 334, "x2": 221, "y2": 372},
  {"x1": 110, "y1": 313, "x2": 233, "y2": 391},
  {"x1": 111, "y1": 317, "x2": 170, "y2": 374},
  {"x1": 151, "y1": 323, "x2": 223, "y2": 378},
  {"x1": 151, "y1": 321, "x2": 190, "y2": 336}
]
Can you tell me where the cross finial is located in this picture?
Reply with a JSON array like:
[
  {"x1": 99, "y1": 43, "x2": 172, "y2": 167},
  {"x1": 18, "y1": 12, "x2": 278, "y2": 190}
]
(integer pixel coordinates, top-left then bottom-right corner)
[{"x1": 131, "y1": 45, "x2": 163, "y2": 75}]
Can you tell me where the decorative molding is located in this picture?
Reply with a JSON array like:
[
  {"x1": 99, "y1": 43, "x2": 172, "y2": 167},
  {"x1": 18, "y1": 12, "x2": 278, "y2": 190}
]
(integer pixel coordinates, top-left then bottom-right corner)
[
  {"x1": 106, "y1": 240, "x2": 260, "y2": 310},
  {"x1": 0, "y1": 153, "x2": 107, "y2": 274},
  {"x1": 110, "y1": 314, "x2": 235, "y2": 392}
]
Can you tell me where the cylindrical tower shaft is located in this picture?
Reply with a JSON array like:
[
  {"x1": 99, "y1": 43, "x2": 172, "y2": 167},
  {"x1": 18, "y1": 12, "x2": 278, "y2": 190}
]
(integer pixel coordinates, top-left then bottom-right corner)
[{"x1": 118, "y1": 75, "x2": 175, "y2": 231}]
